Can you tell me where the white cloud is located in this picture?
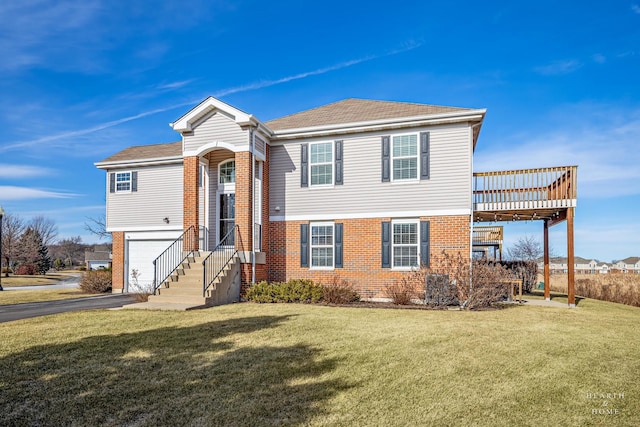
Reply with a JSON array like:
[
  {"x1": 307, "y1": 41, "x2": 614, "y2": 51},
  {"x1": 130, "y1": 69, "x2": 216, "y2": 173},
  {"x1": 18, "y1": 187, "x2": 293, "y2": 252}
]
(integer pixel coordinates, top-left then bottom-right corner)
[
  {"x1": 592, "y1": 53, "x2": 606, "y2": 64},
  {"x1": 0, "y1": 164, "x2": 53, "y2": 178},
  {"x1": 1, "y1": 42, "x2": 424, "y2": 153},
  {"x1": 534, "y1": 60, "x2": 583, "y2": 75},
  {"x1": 632, "y1": 4, "x2": 640, "y2": 14},
  {"x1": 0, "y1": 186, "x2": 78, "y2": 200}
]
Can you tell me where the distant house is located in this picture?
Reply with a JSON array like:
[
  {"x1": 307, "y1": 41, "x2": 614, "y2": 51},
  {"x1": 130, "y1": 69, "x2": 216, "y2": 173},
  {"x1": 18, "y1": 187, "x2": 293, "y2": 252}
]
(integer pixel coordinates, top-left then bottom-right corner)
[
  {"x1": 613, "y1": 257, "x2": 640, "y2": 273},
  {"x1": 85, "y1": 245, "x2": 112, "y2": 270},
  {"x1": 538, "y1": 257, "x2": 611, "y2": 274}
]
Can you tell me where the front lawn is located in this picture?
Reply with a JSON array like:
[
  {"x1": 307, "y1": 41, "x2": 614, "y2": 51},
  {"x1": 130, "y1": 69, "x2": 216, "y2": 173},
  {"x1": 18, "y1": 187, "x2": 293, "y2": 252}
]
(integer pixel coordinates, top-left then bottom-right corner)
[
  {"x1": 0, "y1": 271, "x2": 81, "y2": 287},
  {"x1": 0, "y1": 299, "x2": 638, "y2": 426},
  {"x1": 0, "y1": 289, "x2": 98, "y2": 305}
]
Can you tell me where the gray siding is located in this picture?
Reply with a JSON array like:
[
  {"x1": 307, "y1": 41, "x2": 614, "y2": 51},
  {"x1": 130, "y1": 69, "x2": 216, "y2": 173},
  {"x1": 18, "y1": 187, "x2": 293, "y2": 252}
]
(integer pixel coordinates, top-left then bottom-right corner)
[
  {"x1": 269, "y1": 123, "x2": 472, "y2": 218},
  {"x1": 183, "y1": 111, "x2": 248, "y2": 153},
  {"x1": 107, "y1": 163, "x2": 183, "y2": 229}
]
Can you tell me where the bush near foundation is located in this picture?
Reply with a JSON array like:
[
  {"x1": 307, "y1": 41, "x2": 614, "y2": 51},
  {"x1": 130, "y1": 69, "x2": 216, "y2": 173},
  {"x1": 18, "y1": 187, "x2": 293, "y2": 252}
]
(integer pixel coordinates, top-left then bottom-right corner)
[
  {"x1": 246, "y1": 279, "x2": 323, "y2": 303},
  {"x1": 80, "y1": 270, "x2": 112, "y2": 293},
  {"x1": 388, "y1": 251, "x2": 513, "y2": 309},
  {"x1": 246, "y1": 278, "x2": 360, "y2": 304},
  {"x1": 322, "y1": 276, "x2": 360, "y2": 304}
]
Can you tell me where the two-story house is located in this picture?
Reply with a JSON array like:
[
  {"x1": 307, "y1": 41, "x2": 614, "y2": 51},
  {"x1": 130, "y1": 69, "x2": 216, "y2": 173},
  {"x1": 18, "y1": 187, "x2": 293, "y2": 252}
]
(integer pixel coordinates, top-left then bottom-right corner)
[{"x1": 97, "y1": 96, "x2": 578, "y2": 308}]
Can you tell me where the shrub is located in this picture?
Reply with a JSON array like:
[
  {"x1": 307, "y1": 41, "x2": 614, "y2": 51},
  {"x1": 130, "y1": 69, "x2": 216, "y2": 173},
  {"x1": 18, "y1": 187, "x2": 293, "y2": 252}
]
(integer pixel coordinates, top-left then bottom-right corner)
[
  {"x1": 322, "y1": 276, "x2": 360, "y2": 304},
  {"x1": 384, "y1": 278, "x2": 417, "y2": 305},
  {"x1": 15, "y1": 264, "x2": 38, "y2": 275},
  {"x1": 393, "y1": 251, "x2": 513, "y2": 309},
  {"x1": 246, "y1": 279, "x2": 323, "y2": 303},
  {"x1": 80, "y1": 270, "x2": 112, "y2": 293},
  {"x1": 499, "y1": 260, "x2": 538, "y2": 293}
]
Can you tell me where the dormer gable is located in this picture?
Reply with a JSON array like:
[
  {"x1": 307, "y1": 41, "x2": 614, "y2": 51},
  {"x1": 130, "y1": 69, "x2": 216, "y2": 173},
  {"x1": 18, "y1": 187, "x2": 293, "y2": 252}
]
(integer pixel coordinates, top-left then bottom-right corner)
[{"x1": 170, "y1": 96, "x2": 261, "y2": 133}]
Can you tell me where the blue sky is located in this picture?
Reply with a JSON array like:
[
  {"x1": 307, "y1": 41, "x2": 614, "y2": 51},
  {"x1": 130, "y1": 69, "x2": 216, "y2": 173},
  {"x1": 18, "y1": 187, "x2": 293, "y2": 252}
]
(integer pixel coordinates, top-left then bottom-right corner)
[{"x1": 1, "y1": 1, "x2": 639, "y2": 261}]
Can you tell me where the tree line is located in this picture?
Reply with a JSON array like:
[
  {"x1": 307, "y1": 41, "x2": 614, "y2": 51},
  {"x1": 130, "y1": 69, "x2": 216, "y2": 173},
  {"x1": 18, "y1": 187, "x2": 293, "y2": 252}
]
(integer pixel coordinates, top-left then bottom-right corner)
[{"x1": 1, "y1": 212, "x2": 110, "y2": 276}]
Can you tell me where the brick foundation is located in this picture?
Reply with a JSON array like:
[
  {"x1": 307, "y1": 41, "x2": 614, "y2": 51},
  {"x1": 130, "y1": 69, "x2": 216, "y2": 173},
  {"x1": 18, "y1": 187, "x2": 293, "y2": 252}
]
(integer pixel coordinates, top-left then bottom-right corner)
[{"x1": 267, "y1": 215, "x2": 470, "y2": 299}]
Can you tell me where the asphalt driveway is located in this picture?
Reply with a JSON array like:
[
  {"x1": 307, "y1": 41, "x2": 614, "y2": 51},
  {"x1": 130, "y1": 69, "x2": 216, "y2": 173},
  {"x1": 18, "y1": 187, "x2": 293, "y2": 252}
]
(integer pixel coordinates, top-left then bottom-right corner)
[{"x1": 0, "y1": 294, "x2": 137, "y2": 323}]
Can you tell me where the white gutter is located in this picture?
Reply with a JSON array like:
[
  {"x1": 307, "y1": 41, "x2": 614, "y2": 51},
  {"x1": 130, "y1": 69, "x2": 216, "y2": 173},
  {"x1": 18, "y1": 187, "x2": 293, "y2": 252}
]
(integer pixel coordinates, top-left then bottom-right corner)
[{"x1": 250, "y1": 126, "x2": 256, "y2": 285}]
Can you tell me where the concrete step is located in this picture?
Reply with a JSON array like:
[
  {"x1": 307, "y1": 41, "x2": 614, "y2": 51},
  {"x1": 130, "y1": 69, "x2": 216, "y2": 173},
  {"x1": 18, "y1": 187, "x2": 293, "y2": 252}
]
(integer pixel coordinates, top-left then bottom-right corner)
[
  {"x1": 159, "y1": 287, "x2": 205, "y2": 297},
  {"x1": 148, "y1": 294, "x2": 207, "y2": 306}
]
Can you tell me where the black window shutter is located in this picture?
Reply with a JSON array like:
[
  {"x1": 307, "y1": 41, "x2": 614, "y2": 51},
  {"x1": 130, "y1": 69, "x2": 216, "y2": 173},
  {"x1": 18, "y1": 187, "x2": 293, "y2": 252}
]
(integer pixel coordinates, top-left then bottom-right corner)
[
  {"x1": 420, "y1": 132, "x2": 430, "y2": 180},
  {"x1": 382, "y1": 221, "x2": 391, "y2": 268},
  {"x1": 381, "y1": 136, "x2": 390, "y2": 182},
  {"x1": 131, "y1": 171, "x2": 138, "y2": 192},
  {"x1": 335, "y1": 140, "x2": 343, "y2": 185},
  {"x1": 109, "y1": 173, "x2": 115, "y2": 193},
  {"x1": 335, "y1": 223, "x2": 343, "y2": 268},
  {"x1": 301, "y1": 144, "x2": 308, "y2": 187},
  {"x1": 420, "y1": 220, "x2": 430, "y2": 267},
  {"x1": 300, "y1": 223, "x2": 309, "y2": 267}
]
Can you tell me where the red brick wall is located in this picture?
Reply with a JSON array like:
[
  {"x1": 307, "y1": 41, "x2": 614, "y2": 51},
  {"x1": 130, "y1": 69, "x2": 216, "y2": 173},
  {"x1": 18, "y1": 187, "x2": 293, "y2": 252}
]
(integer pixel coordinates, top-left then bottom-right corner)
[
  {"x1": 183, "y1": 156, "x2": 199, "y2": 251},
  {"x1": 267, "y1": 215, "x2": 470, "y2": 299},
  {"x1": 111, "y1": 231, "x2": 125, "y2": 292}
]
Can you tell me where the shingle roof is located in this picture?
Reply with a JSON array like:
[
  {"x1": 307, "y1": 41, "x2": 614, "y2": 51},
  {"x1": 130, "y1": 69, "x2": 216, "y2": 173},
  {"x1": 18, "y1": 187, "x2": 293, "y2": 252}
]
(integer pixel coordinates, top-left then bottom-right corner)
[
  {"x1": 265, "y1": 98, "x2": 472, "y2": 131},
  {"x1": 98, "y1": 141, "x2": 182, "y2": 164},
  {"x1": 621, "y1": 256, "x2": 640, "y2": 264}
]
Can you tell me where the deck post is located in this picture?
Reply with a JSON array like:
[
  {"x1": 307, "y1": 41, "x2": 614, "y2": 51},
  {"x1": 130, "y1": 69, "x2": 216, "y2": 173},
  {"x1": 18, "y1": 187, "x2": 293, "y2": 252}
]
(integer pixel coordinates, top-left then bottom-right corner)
[
  {"x1": 543, "y1": 219, "x2": 550, "y2": 301},
  {"x1": 567, "y1": 208, "x2": 576, "y2": 307}
]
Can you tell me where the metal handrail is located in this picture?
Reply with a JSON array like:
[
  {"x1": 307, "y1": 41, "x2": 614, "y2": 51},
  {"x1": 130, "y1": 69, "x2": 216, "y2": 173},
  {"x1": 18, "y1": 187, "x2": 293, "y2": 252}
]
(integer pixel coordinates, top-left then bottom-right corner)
[
  {"x1": 152, "y1": 225, "x2": 196, "y2": 294},
  {"x1": 202, "y1": 225, "x2": 241, "y2": 298}
]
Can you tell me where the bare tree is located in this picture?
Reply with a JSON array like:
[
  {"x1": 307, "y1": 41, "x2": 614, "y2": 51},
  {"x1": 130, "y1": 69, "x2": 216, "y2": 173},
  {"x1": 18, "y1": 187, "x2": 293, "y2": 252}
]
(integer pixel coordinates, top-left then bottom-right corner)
[
  {"x1": 1, "y1": 213, "x2": 25, "y2": 276},
  {"x1": 52, "y1": 236, "x2": 86, "y2": 267},
  {"x1": 507, "y1": 235, "x2": 543, "y2": 261},
  {"x1": 84, "y1": 215, "x2": 110, "y2": 240},
  {"x1": 30, "y1": 215, "x2": 58, "y2": 246}
]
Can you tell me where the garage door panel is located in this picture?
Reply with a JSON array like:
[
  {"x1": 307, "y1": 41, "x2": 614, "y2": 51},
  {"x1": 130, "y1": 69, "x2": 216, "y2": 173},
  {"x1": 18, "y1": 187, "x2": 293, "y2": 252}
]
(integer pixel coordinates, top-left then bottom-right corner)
[{"x1": 126, "y1": 240, "x2": 172, "y2": 292}]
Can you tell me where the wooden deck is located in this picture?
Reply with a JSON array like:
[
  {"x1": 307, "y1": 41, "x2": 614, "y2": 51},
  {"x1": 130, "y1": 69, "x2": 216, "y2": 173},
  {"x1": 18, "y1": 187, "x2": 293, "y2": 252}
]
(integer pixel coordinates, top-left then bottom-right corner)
[{"x1": 473, "y1": 166, "x2": 577, "y2": 222}]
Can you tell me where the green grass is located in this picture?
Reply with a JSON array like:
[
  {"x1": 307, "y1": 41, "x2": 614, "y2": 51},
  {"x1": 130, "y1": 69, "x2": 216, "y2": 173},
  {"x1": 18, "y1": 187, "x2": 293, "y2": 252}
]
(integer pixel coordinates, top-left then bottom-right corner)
[
  {"x1": 1, "y1": 300, "x2": 639, "y2": 426},
  {"x1": 1, "y1": 271, "x2": 81, "y2": 287},
  {"x1": 0, "y1": 289, "x2": 98, "y2": 305}
]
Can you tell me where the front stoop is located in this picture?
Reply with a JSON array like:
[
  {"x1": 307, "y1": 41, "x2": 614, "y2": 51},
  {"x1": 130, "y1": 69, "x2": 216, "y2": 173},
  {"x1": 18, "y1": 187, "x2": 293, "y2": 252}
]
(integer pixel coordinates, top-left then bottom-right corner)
[{"x1": 122, "y1": 251, "x2": 241, "y2": 311}]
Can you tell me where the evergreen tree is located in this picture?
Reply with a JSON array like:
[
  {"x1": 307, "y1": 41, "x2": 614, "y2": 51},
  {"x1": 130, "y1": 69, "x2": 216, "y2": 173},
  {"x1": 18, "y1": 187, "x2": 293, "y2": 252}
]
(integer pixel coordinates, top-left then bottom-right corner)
[{"x1": 37, "y1": 238, "x2": 52, "y2": 274}]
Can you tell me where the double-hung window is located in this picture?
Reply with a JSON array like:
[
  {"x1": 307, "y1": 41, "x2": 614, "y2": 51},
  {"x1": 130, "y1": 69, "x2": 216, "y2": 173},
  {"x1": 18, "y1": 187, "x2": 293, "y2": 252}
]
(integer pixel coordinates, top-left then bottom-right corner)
[
  {"x1": 310, "y1": 142, "x2": 333, "y2": 186},
  {"x1": 392, "y1": 134, "x2": 418, "y2": 180},
  {"x1": 116, "y1": 172, "x2": 132, "y2": 192},
  {"x1": 392, "y1": 220, "x2": 419, "y2": 268},
  {"x1": 311, "y1": 222, "x2": 334, "y2": 268}
]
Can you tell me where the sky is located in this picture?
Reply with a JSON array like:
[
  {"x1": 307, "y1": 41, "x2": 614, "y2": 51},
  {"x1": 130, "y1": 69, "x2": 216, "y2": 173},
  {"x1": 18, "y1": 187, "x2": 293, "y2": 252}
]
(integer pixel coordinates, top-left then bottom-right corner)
[{"x1": 0, "y1": 0, "x2": 639, "y2": 262}]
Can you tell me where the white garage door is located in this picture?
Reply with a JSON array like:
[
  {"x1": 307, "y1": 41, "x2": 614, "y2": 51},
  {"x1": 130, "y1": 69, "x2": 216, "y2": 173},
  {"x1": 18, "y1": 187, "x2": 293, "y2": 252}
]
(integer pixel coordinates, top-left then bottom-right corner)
[{"x1": 126, "y1": 240, "x2": 173, "y2": 293}]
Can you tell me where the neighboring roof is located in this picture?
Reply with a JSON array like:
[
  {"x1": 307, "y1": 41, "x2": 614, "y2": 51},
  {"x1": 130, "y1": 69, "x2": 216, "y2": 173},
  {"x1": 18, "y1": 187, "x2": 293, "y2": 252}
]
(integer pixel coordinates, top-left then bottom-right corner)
[
  {"x1": 265, "y1": 98, "x2": 473, "y2": 131},
  {"x1": 621, "y1": 256, "x2": 640, "y2": 264},
  {"x1": 85, "y1": 251, "x2": 111, "y2": 262},
  {"x1": 97, "y1": 141, "x2": 182, "y2": 164}
]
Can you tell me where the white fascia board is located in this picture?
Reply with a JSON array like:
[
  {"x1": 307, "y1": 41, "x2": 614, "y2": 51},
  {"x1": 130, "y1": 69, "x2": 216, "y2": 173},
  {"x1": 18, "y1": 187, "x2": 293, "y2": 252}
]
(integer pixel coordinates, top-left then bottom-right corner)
[
  {"x1": 95, "y1": 157, "x2": 183, "y2": 170},
  {"x1": 110, "y1": 227, "x2": 184, "y2": 234},
  {"x1": 171, "y1": 97, "x2": 255, "y2": 132},
  {"x1": 269, "y1": 208, "x2": 472, "y2": 222},
  {"x1": 270, "y1": 109, "x2": 487, "y2": 141}
]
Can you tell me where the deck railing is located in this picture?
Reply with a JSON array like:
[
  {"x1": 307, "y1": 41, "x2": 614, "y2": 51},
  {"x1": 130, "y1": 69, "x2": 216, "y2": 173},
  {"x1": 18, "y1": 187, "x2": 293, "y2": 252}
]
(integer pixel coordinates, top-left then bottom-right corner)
[
  {"x1": 472, "y1": 226, "x2": 503, "y2": 245},
  {"x1": 473, "y1": 166, "x2": 577, "y2": 211}
]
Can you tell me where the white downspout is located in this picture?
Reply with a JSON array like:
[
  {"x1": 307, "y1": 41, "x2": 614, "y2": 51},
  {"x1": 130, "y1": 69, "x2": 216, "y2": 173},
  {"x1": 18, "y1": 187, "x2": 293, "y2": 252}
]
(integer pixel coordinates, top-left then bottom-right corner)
[{"x1": 251, "y1": 127, "x2": 256, "y2": 285}]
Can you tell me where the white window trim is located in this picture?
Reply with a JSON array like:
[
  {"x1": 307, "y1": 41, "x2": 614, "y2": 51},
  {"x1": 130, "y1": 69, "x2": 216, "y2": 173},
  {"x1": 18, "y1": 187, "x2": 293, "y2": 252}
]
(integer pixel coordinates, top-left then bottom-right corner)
[
  {"x1": 310, "y1": 221, "x2": 335, "y2": 270},
  {"x1": 309, "y1": 141, "x2": 334, "y2": 188},
  {"x1": 391, "y1": 133, "x2": 419, "y2": 182},
  {"x1": 391, "y1": 219, "x2": 420, "y2": 270},
  {"x1": 115, "y1": 171, "x2": 132, "y2": 193}
]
